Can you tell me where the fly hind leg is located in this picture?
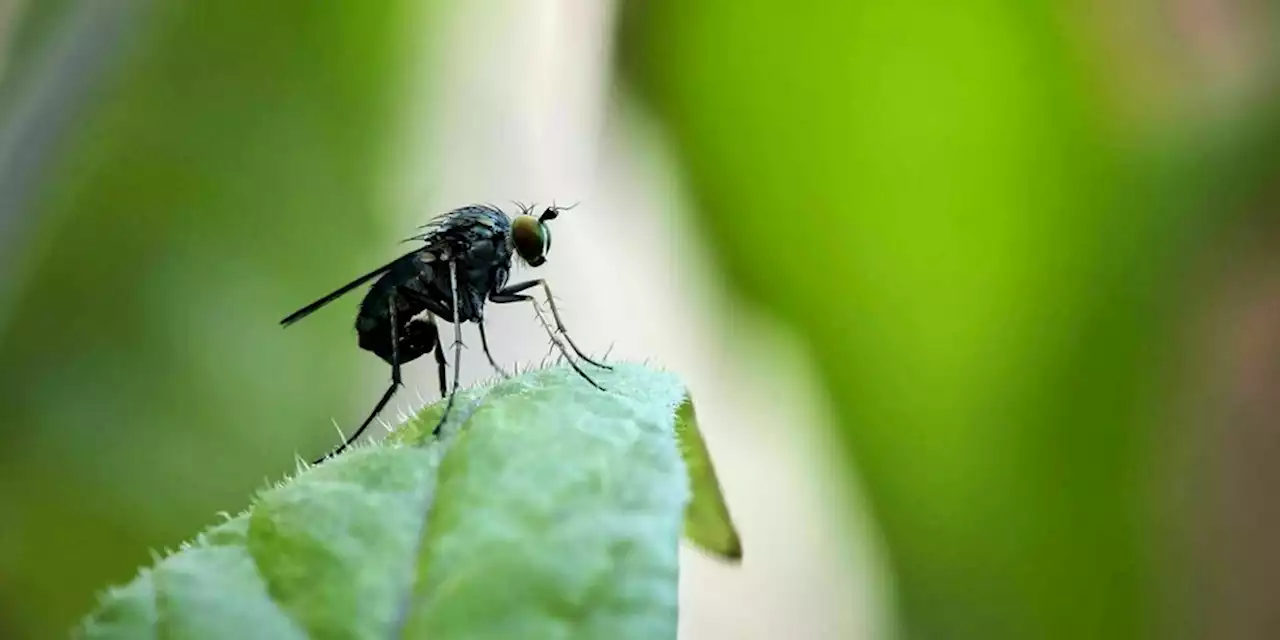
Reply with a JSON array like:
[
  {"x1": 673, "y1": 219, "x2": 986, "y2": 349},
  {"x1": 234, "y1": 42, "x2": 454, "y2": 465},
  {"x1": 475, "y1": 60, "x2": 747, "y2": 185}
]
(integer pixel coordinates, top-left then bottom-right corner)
[{"x1": 320, "y1": 302, "x2": 435, "y2": 463}]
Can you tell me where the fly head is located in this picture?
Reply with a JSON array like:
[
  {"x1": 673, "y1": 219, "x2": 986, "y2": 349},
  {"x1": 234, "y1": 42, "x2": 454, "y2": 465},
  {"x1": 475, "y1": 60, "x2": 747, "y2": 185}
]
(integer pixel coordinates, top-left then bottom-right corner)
[{"x1": 511, "y1": 202, "x2": 573, "y2": 267}]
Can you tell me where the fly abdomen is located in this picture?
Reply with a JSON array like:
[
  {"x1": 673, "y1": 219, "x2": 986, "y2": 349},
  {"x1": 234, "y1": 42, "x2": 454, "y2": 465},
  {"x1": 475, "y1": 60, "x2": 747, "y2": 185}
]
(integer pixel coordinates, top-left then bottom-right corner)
[
  {"x1": 357, "y1": 311, "x2": 438, "y2": 366},
  {"x1": 355, "y1": 265, "x2": 439, "y2": 366}
]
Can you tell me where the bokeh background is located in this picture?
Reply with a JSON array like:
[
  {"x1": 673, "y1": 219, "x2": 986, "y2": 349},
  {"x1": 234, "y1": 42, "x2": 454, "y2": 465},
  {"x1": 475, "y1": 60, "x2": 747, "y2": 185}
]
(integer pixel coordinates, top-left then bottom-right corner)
[{"x1": 1, "y1": 1, "x2": 1277, "y2": 638}]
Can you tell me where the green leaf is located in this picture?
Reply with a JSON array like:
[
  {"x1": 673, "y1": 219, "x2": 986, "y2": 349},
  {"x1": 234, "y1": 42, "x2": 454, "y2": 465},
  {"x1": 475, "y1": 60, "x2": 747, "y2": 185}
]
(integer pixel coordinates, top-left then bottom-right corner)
[
  {"x1": 616, "y1": 2, "x2": 1203, "y2": 638},
  {"x1": 77, "y1": 363, "x2": 741, "y2": 640},
  {"x1": 674, "y1": 400, "x2": 741, "y2": 561}
]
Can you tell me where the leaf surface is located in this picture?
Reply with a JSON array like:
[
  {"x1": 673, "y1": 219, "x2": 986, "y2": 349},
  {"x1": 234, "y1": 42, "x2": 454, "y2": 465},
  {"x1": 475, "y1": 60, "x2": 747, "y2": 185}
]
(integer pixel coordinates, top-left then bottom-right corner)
[{"x1": 79, "y1": 363, "x2": 739, "y2": 640}]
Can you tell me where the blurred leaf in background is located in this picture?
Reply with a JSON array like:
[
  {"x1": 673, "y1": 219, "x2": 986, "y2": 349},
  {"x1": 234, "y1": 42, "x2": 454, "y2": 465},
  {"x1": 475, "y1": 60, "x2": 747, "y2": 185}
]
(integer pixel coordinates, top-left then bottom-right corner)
[
  {"x1": 0, "y1": 2, "x2": 424, "y2": 636},
  {"x1": 618, "y1": 1, "x2": 1277, "y2": 639}
]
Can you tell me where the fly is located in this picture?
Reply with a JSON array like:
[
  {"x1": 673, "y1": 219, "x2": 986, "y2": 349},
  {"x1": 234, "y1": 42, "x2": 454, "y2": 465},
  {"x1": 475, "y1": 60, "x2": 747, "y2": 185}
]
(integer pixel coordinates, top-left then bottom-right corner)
[{"x1": 280, "y1": 202, "x2": 610, "y2": 463}]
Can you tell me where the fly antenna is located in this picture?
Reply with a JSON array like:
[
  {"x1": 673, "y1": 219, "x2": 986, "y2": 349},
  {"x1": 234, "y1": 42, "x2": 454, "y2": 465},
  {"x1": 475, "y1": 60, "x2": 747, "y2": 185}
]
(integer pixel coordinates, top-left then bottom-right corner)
[{"x1": 542, "y1": 200, "x2": 578, "y2": 222}]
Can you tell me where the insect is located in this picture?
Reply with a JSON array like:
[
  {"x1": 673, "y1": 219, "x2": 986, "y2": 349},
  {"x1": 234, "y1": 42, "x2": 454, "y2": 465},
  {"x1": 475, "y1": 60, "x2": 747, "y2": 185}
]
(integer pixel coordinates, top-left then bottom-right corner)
[{"x1": 280, "y1": 202, "x2": 610, "y2": 463}]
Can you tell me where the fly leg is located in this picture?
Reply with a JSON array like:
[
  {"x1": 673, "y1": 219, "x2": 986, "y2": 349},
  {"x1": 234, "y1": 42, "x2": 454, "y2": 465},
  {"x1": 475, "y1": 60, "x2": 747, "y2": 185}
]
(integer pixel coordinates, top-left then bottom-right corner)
[
  {"x1": 490, "y1": 279, "x2": 608, "y2": 390},
  {"x1": 315, "y1": 295, "x2": 404, "y2": 464},
  {"x1": 477, "y1": 318, "x2": 510, "y2": 379},
  {"x1": 432, "y1": 260, "x2": 466, "y2": 436},
  {"x1": 404, "y1": 312, "x2": 447, "y2": 399},
  {"x1": 491, "y1": 279, "x2": 610, "y2": 370},
  {"x1": 433, "y1": 325, "x2": 448, "y2": 398}
]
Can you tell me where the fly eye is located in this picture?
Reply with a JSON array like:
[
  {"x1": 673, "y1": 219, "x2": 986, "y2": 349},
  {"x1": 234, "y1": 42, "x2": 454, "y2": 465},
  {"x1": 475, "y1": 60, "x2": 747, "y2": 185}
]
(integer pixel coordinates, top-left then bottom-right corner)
[{"x1": 512, "y1": 215, "x2": 548, "y2": 266}]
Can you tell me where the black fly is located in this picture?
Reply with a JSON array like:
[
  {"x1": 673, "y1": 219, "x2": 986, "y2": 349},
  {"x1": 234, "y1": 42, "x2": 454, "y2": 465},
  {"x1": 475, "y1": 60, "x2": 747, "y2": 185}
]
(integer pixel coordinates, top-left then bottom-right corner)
[{"x1": 280, "y1": 202, "x2": 610, "y2": 463}]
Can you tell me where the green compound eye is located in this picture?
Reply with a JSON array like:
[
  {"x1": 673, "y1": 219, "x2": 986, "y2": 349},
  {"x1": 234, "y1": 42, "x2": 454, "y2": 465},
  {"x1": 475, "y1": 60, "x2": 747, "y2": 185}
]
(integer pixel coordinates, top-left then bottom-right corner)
[{"x1": 512, "y1": 215, "x2": 549, "y2": 266}]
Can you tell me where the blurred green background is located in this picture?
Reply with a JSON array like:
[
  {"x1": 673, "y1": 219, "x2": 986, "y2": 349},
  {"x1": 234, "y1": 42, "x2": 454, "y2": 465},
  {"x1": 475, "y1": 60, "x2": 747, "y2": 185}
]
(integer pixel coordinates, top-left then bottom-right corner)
[{"x1": 2, "y1": 1, "x2": 1278, "y2": 638}]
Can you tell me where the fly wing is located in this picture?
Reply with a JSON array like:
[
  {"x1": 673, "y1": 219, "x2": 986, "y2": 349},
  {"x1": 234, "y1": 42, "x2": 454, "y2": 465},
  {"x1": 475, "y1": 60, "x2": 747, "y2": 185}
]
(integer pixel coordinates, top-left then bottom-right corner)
[{"x1": 280, "y1": 247, "x2": 426, "y2": 327}]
